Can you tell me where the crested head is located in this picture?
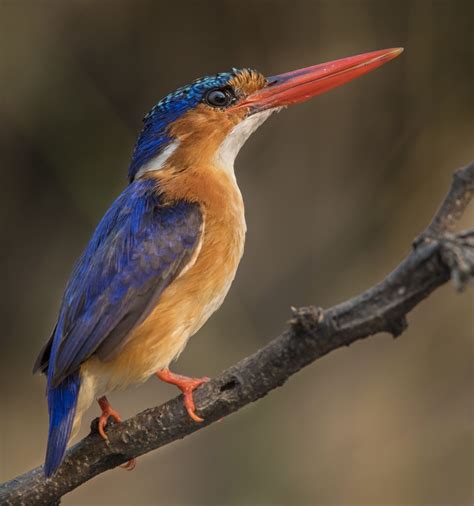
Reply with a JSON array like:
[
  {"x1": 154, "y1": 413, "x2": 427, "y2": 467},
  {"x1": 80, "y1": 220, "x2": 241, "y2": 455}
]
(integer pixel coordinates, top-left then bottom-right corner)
[{"x1": 128, "y1": 68, "x2": 269, "y2": 182}]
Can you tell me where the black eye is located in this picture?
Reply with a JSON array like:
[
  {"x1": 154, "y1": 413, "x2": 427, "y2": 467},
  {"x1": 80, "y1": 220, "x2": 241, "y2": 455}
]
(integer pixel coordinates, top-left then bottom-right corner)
[{"x1": 205, "y1": 88, "x2": 233, "y2": 108}]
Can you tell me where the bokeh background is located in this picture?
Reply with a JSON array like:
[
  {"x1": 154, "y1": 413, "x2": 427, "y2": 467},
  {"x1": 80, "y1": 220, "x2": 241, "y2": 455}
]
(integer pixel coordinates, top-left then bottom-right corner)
[{"x1": 1, "y1": 0, "x2": 473, "y2": 504}]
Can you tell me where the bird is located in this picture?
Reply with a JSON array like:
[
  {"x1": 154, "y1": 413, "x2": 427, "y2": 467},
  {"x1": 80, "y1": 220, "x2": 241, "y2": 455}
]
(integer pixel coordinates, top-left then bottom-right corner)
[{"x1": 33, "y1": 47, "x2": 403, "y2": 477}]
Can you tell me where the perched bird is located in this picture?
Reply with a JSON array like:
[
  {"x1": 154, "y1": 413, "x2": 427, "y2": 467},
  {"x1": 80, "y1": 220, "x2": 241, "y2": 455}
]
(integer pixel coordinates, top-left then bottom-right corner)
[{"x1": 34, "y1": 47, "x2": 402, "y2": 476}]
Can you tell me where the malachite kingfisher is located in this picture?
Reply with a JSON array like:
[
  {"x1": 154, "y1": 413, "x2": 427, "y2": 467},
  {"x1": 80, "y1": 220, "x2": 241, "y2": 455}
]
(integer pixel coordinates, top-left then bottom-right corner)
[{"x1": 34, "y1": 47, "x2": 403, "y2": 477}]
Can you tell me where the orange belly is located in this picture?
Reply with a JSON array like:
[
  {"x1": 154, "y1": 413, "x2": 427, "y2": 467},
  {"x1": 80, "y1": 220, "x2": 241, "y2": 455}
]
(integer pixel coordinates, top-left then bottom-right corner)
[
  {"x1": 71, "y1": 164, "x2": 246, "y2": 441},
  {"x1": 80, "y1": 171, "x2": 246, "y2": 396}
]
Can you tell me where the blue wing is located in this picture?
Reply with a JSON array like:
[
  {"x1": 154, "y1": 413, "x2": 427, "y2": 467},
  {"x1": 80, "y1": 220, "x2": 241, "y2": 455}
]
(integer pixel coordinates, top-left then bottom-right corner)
[{"x1": 34, "y1": 178, "x2": 202, "y2": 388}]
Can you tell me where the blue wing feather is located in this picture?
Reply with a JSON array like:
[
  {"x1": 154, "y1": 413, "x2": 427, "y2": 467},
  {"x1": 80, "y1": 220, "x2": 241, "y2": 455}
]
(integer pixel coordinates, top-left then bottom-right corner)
[
  {"x1": 37, "y1": 177, "x2": 201, "y2": 477},
  {"x1": 38, "y1": 177, "x2": 202, "y2": 387}
]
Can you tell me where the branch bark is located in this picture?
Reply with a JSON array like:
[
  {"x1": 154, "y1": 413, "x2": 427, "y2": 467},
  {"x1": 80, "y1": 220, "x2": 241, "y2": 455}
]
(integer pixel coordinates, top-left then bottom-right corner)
[{"x1": 1, "y1": 161, "x2": 473, "y2": 506}]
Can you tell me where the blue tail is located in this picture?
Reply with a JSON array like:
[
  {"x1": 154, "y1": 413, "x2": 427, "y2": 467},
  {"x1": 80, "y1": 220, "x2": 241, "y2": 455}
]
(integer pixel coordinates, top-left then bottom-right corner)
[{"x1": 45, "y1": 371, "x2": 81, "y2": 477}]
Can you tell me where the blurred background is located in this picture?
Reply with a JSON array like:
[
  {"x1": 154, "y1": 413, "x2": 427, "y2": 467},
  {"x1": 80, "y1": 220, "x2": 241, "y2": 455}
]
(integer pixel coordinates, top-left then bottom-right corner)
[{"x1": 0, "y1": 0, "x2": 473, "y2": 504}]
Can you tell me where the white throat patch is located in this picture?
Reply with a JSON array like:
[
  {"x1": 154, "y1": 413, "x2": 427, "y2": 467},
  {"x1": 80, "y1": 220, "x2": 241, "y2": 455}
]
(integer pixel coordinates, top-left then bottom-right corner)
[
  {"x1": 215, "y1": 109, "x2": 275, "y2": 176},
  {"x1": 135, "y1": 141, "x2": 179, "y2": 178}
]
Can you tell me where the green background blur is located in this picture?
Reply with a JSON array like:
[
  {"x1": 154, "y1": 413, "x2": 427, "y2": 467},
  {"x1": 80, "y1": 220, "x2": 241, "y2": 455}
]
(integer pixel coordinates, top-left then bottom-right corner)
[{"x1": 1, "y1": 1, "x2": 473, "y2": 504}]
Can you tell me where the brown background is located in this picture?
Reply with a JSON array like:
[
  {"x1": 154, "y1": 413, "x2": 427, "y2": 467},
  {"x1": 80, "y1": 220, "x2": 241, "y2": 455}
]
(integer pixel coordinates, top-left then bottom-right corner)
[{"x1": 1, "y1": 1, "x2": 473, "y2": 504}]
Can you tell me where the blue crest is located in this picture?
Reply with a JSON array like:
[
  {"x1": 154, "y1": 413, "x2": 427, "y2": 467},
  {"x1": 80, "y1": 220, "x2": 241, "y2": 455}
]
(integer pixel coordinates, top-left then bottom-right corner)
[{"x1": 128, "y1": 70, "x2": 241, "y2": 181}]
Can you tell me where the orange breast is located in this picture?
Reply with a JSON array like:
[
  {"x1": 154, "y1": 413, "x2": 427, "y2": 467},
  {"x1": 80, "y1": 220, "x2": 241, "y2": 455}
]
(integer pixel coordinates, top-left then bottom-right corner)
[{"x1": 81, "y1": 167, "x2": 246, "y2": 391}]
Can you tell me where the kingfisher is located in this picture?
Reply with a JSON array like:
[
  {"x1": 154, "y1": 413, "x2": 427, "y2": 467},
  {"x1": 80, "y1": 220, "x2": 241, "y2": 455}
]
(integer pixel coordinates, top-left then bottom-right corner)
[{"x1": 33, "y1": 47, "x2": 402, "y2": 477}]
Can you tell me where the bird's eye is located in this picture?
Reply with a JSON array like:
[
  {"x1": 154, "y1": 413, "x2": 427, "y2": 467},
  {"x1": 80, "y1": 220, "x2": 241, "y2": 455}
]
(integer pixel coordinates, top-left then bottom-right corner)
[{"x1": 205, "y1": 88, "x2": 233, "y2": 108}]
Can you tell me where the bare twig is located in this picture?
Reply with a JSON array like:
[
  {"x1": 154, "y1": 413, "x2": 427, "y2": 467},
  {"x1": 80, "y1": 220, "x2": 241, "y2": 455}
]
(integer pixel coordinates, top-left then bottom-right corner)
[
  {"x1": 1, "y1": 161, "x2": 473, "y2": 506},
  {"x1": 418, "y1": 162, "x2": 474, "y2": 239}
]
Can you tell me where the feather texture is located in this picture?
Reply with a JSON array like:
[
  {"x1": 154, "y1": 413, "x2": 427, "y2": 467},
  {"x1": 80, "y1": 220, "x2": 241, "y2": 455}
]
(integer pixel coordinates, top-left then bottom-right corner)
[
  {"x1": 129, "y1": 72, "x2": 237, "y2": 181},
  {"x1": 44, "y1": 370, "x2": 80, "y2": 477},
  {"x1": 128, "y1": 68, "x2": 266, "y2": 181},
  {"x1": 35, "y1": 178, "x2": 203, "y2": 387}
]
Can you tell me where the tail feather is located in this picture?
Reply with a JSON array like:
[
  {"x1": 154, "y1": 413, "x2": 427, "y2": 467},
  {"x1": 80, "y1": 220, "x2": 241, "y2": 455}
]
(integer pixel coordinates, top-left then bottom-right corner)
[{"x1": 45, "y1": 371, "x2": 81, "y2": 477}]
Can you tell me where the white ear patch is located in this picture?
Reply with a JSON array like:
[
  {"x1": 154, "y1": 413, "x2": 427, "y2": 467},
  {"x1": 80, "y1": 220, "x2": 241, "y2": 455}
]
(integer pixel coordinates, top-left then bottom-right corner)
[
  {"x1": 135, "y1": 141, "x2": 179, "y2": 178},
  {"x1": 215, "y1": 109, "x2": 275, "y2": 176}
]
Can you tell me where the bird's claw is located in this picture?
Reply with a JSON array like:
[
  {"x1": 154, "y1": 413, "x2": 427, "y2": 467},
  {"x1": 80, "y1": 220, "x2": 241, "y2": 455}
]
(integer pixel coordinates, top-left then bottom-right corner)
[
  {"x1": 120, "y1": 458, "x2": 137, "y2": 471},
  {"x1": 97, "y1": 396, "x2": 122, "y2": 441},
  {"x1": 97, "y1": 396, "x2": 136, "y2": 471},
  {"x1": 181, "y1": 377, "x2": 210, "y2": 422},
  {"x1": 156, "y1": 370, "x2": 210, "y2": 422}
]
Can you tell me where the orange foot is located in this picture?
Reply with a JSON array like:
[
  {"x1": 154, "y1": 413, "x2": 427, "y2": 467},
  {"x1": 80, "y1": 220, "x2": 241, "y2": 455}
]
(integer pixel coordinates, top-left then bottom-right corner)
[
  {"x1": 97, "y1": 396, "x2": 136, "y2": 471},
  {"x1": 156, "y1": 369, "x2": 210, "y2": 422}
]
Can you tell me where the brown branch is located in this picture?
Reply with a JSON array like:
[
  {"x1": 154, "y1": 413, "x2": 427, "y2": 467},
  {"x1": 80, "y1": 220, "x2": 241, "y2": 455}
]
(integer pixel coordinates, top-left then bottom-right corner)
[{"x1": 1, "y1": 161, "x2": 473, "y2": 506}]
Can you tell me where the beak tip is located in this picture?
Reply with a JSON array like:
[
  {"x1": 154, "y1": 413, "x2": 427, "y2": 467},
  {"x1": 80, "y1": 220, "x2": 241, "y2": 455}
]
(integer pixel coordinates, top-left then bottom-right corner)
[{"x1": 389, "y1": 47, "x2": 404, "y2": 58}]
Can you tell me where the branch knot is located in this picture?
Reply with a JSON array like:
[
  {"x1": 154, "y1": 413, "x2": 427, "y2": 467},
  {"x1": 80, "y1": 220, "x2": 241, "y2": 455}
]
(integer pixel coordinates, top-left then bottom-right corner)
[
  {"x1": 289, "y1": 305, "x2": 324, "y2": 336},
  {"x1": 438, "y1": 231, "x2": 474, "y2": 291}
]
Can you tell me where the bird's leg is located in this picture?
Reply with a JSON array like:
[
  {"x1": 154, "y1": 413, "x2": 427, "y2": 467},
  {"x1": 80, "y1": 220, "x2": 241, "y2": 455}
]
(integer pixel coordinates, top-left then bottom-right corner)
[
  {"x1": 156, "y1": 369, "x2": 210, "y2": 423},
  {"x1": 97, "y1": 396, "x2": 122, "y2": 440},
  {"x1": 97, "y1": 396, "x2": 136, "y2": 471}
]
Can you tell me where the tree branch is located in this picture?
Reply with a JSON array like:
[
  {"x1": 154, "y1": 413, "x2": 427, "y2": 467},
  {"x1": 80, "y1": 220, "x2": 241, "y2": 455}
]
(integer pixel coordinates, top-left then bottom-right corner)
[{"x1": 1, "y1": 161, "x2": 473, "y2": 506}]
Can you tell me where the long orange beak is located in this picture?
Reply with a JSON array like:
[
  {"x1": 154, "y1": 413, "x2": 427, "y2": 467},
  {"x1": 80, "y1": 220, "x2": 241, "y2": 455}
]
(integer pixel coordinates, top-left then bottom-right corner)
[{"x1": 231, "y1": 48, "x2": 403, "y2": 113}]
